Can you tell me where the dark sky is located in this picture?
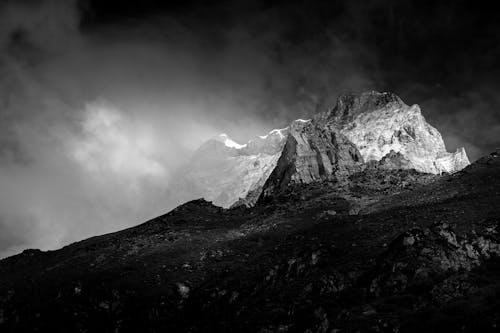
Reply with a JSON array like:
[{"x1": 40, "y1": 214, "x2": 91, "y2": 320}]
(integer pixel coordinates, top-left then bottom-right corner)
[
  {"x1": 81, "y1": 0, "x2": 500, "y2": 155},
  {"x1": 0, "y1": 0, "x2": 499, "y2": 257}
]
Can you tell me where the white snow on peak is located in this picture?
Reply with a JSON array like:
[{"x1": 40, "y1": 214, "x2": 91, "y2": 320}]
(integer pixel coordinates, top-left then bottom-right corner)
[
  {"x1": 218, "y1": 133, "x2": 247, "y2": 149},
  {"x1": 269, "y1": 128, "x2": 288, "y2": 139},
  {"x1": 256, "y1": 118, "x2": 314, "y2": 140},
  {"x1": 258, "y1": 127, "x2": 289, "y2": 140}
]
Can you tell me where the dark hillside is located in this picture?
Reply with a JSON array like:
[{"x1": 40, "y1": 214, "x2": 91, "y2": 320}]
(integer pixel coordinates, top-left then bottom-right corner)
[{"x1": 0, "y1": 151, "x2": 499, "y2": 332}]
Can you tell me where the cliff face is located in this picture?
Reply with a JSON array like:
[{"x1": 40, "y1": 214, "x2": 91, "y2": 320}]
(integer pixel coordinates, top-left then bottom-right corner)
[
  {"x1": 259, "y1": 92, "x2": 470, "y2": 200},
  {"x1": 259, "y1": 119, "x2": 363, "y2": 200},
  {"x1": 178, "y1": 91, "x2": 470, "y2": 207},
  {"x1": 324, "y1": 91, "x2": 470, "y2": 174}
]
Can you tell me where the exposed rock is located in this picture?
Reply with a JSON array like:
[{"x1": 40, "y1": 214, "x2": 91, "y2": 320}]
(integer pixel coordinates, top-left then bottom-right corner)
[
  {"x1": 372, "y1": 150, "x2": 415, "y2": 170},
  {"x1": 323, "y1": 91, "x2": 470, "y2": 174},
  {"x1": 175, "y1": 91, "x2": 469, "y2": 208},
  {"x1": 365, "y1": 222, "x2": 500, "y2": 299},
  {"x1": 177, "y1": 282, "x2": 190, "y2": 299},
  {"x1": 259, "y1": 119, "x2": 363, "y2": 200}
]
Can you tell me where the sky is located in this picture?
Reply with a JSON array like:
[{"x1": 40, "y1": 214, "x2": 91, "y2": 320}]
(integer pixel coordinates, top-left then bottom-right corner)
[{"x1": 0, "y1": 0, "x2": 499, "y2": 258}]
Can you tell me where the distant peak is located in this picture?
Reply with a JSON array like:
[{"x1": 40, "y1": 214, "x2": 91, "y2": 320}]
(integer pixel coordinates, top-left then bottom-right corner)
[
  {"x1": 259, "y1": 127, "x2": 289, "y2": 140},
  {"x1": 268, "y1": 128, "x2": 287, "y2": 138},
  {"x1": 214, "y1": 133, "x2": 247, "y2": 149}
]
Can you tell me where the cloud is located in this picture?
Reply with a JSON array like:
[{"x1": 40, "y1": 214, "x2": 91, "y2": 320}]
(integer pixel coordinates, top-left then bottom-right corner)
[
  {"x1": 71, "y1": 101, "x2": 167, "y2": 181},
  {"x1": 0, "y1": 0, "x2": 80, "y2": 60}
]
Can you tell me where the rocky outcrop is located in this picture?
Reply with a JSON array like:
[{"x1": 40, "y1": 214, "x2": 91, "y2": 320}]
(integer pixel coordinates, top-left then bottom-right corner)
[
  {"x1": 372, "y1": 150, "x2": 415, "y2": 170},
  {"x1": 323, "y1": 91, "x2": 470, "y2": 174},
  {"x1": 179, "y1": 91, "x2": 470, "y2": 208},
  {"x1": 259, "y1": 119, "x2": 363, "y2": 200},
  {"x1": 365, "y1": 221, "x2": 500, "y2": 302}
]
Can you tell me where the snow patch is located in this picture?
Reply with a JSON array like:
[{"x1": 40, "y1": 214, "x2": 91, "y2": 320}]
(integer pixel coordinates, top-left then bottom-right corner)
[
  {"x1": 259, "y1": 127, "x2": 288, "y2": 140},
  {"x1": 268, "y1": 128, "x2": 287, "y2": 139},
  {"x1": 218, "y1": 133, "x2": 247, "y2": 149}
]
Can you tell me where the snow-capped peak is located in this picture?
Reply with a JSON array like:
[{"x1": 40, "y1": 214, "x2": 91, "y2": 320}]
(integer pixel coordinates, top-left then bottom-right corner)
[
  {"x1": 218, "y1": 133, "x2": 247, "y2": 149},
  {"x1": 268, "y1": 128, "x2": 288, "y2": 139},
  {"x1": 259, "y1": 127, "x2": 288, "y2": 140}
]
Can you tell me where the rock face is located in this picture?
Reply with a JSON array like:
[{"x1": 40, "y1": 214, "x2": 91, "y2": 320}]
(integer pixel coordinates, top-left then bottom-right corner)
[
  {"x1": 179, "y1": 91, "x2": 470, "y2": 207},
  {"x1": 322, "y1": 91, "x2": 470, "y2": 174},
  {"x1": 259, "y1": 119, "x2": 363, "y2": 199}
]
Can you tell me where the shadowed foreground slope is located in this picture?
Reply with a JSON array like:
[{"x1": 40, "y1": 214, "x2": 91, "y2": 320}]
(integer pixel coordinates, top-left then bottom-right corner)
[{"x1": 0, "y1": 150, "x2": 499, "y2": 332}]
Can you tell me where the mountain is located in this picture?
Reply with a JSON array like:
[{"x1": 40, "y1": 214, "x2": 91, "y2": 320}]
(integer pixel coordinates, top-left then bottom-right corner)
[
  {"x1": 175, "y1": 91, "x2": 469, "y2": 208},
  {"x1": 326, "y1": 92, "x2": 470, "y2": 174},
  {"x1": 169, "y1": 128, "x2": 288, "y2": 208},
  {"x1": 0, "y1": 147, "x2": 498, "y2": 332},
  {"x1": 1, "y1": 91, "x2": 490, "y2": 333}
]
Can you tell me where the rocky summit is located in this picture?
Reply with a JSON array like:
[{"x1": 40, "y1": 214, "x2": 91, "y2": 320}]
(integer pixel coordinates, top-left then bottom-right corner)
[
  {"x1": 2, "y1": 92, "x2": 496, "y2": 333},
  {"x1": 175, "y1": 91, "x2": 469, "y2": 208}
]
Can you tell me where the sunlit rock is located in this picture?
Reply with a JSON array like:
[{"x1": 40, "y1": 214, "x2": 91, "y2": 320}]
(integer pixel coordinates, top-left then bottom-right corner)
[
  {"x1": 326, "y1": 91, "x2": 470, "y2": 174},
  {"x1": 178, "y1": 91, "x2": 470, "y2": 207}
]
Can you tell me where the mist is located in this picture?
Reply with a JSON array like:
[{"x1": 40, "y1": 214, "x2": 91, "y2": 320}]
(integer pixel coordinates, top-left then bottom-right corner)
[{"x1": 0, "y1": 0, "x2": 499, "y2": 258}]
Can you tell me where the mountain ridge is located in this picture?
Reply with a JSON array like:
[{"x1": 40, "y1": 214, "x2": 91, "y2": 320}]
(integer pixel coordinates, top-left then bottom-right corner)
[
  {"x1": 178, "y1": 91, "x2": 469, "y2": 208},
  {"x1": 1, "y1": 91, "x2": 490, "y2": 333}
]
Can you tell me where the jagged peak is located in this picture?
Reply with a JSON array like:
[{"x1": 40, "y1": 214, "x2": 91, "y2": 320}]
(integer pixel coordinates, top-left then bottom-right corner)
[
  {"x1": 337, "y1": 91, "x2": 405, "y2": 110},
  {"x1": 257, "y1": 119, "x2": 310, "y2": 140},
  {"x1": 209, "y1": 120, "x2": 309, "y2": 149},
  {"x1": 268, "y1": 127, "x2": 288, "y2": 138},
  {"x1": 186, "y1": 90, "x2": 470, "y2": 210},
  {"x1": 318, "y1": 91, "x2": 407, "y2": 125}
]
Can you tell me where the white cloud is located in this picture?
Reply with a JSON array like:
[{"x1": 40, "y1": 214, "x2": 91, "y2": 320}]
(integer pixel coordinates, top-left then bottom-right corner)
[{"x1": 71, "y1": 101, "x2": 167, "y2": 184}]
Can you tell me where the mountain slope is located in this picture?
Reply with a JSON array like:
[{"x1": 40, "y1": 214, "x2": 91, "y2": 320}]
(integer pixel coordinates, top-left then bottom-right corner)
[
  {"x1": 0, "y1": 149, "x2": 498, "y2": 332},
  {"x1": 174, "y1": 91, "x2": 469, "y2": 208}
]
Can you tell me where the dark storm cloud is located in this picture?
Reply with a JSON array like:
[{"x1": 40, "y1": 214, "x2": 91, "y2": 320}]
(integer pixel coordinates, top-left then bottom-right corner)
[{"x1": 0, "y1": 0, "x2": 499, "y2": 257}]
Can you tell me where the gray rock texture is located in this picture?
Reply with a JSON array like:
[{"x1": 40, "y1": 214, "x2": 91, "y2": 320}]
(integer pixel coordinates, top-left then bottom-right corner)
[{"x1": 177, "y1": 91, "x2": 470, "y2": 207}]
